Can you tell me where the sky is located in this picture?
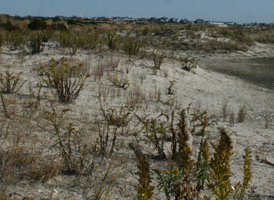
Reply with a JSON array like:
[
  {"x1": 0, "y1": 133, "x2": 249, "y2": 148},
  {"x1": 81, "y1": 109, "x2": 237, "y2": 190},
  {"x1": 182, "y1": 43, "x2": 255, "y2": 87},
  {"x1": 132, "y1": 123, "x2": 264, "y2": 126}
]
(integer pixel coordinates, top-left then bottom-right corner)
[{"x1": 0, "y1": 0, "x2": 273, "y2": 24}]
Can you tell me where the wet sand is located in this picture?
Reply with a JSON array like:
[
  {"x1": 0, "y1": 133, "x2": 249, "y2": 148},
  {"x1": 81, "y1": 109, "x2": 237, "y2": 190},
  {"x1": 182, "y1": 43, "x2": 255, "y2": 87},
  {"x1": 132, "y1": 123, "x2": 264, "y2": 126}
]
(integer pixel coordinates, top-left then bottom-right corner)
[{"x1": 200, "y1": 57, "x2": 274, "y2": 90}]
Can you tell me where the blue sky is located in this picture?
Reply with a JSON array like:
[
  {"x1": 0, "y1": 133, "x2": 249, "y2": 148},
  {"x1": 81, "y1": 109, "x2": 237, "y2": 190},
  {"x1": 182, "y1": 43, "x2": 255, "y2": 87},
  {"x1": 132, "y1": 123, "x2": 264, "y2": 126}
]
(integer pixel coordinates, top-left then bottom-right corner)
[{"x1": 0, "y1": 0, "x2": 273, "y2": 24}]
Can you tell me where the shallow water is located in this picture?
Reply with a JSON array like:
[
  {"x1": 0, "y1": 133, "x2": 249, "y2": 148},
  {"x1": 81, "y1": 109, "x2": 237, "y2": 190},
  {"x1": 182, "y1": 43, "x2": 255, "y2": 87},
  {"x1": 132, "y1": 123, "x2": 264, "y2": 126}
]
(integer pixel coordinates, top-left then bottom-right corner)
[{"x1": 200, "y1": 57, "x2": 274, "y2": 90}]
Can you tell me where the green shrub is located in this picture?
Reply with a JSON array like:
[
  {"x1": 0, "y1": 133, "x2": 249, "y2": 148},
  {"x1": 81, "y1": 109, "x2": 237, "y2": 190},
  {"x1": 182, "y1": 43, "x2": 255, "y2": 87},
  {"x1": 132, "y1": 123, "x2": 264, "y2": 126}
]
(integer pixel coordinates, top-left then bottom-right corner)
[
  {"x1": 123, "y1": 38, "x2": 143, "y2": 58},
  {"x1": 105, "y1": 30, "x2": 120, "y2": 50},
  {"x1": 50, "y1": 23, "x2": 67, "y2": 31},
  {"x1": 0, "y1": 21, "x2": 19, "y2": 31},
  {"x1": 28, "y1": 19, "x2": 47, "y2": 30}
]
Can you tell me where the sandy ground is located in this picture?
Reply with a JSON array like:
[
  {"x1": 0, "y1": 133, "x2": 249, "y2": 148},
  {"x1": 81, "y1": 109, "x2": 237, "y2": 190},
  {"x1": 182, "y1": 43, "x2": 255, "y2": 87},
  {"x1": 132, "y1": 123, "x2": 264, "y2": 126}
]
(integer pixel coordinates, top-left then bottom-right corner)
[{"x1": 0, "y1": 41, "x2": 274, "y2": 199}]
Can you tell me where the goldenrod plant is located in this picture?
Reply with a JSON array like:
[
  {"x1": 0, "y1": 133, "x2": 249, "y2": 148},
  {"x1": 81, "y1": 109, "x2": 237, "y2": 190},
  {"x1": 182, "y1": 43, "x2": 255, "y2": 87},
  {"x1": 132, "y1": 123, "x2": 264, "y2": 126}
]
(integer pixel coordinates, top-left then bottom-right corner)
[
  {"x1": 207, "y1": 126, "x2": 233, "y2": 200},
  {"x1": 0, "y1": 70, "x2": 26, "y2": 94},
  {"x1": 129, "y1": 142, "x2": 154, "y2": 200},
  {"x1": 142, "y1": 117, "x2": 169, "y2": 160},
  {"x1": 196, "y1": 140, "x2": 211, "y2": 191},
  {"x1": 42, "y1": 57, "x2": 90, "y2": 103},
  {"x1": 233, "y1": 147, "x2": 252, "y2": 200}
]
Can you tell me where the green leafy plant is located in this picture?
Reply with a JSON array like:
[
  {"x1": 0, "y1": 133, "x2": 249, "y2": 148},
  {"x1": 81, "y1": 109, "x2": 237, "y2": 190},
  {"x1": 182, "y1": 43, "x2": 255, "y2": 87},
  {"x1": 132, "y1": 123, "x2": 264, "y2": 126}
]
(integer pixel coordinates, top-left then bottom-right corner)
[
  {"x1": 142, "y1": 113, "x2": 170, "y2": 160},
  {"x1": 196, "y1": 140, "x2": 211, "y2": 191},
  {"x1": 0, "y1": 70, "x2": 26, "y2": 94},
  {"x1": 153, "y1": 163, "x2": 181, "y2": 200}
]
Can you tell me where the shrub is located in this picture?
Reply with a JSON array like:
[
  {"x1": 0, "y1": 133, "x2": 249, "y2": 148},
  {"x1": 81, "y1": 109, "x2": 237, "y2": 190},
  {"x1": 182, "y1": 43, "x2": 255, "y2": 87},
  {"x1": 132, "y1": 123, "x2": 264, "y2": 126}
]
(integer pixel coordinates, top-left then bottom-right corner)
[
  {"x1": 28, "y1": 19, "x2": 47, "y2": 30},
  {"x1": 152, "y1": 51, "x2": 165, "y2": 70},
  {"x1": 50, "y1": 22, "x2": 67, "y2": 31},
  {"x1": 0, "y1": 21, "x2": 19, "y2": 31},
  {"x1": 0, "y1": 70, "x2": 26, "y2": 93},
  {"x1": 46, "y1": 108, "x2": 94, "y2": 174},
  {"x1": 41, "y1": 57, "x2": 90, "y2": 103},
  {"x1": 105, "y1": 30, "x2": 120, "y2": 50},
  {"x1": 181, "y1": 51, "x2": 199, "y2": 71},
  {"x1": 29, "y1": 31, "x2": 44, "y2": 54},
  {"x1": 123, "y1": 38, "x2": 143, "y2": 58}
]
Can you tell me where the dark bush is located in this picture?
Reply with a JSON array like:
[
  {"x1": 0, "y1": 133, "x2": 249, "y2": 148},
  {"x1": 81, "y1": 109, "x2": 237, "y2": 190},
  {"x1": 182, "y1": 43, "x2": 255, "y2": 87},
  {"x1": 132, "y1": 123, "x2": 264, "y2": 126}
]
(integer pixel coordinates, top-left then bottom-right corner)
[
  {"x1": 0, "y1": 21, "x2": 19, "y2": 31},
  {"x1": 28, "y1": 19, "x2": 47, "y2": 30}
]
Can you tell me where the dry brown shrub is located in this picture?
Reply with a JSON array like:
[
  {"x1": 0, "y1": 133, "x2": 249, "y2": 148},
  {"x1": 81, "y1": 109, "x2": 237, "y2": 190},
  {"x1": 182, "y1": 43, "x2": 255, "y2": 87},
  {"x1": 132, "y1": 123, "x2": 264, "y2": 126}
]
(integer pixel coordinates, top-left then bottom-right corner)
[
  {"x1": 45, "y1": 19, "x2": 53, "y2": 26},
  {"x1": 98, "y1": 24, "x2": 112, "y2": 33},
  {"x1": 0, "y1": 14, "x2": 7, "y2": 24},
  {"x1": 12, "y1": 19, "x2": 30, "y2": 29},
  {"x1": 142, "y1": 25, "x2": 151, "y2": 36},
  {"x1": 122, "y1": 24, "x2": 133, "y2": 31}
]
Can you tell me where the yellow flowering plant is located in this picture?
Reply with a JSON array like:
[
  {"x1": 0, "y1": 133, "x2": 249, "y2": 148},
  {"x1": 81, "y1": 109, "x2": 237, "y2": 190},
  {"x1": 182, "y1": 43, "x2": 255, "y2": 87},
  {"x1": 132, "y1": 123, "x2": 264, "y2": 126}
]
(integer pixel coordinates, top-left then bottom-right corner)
[{"x1": 107, "y1": 77, "x2": 130, "y2": 90}]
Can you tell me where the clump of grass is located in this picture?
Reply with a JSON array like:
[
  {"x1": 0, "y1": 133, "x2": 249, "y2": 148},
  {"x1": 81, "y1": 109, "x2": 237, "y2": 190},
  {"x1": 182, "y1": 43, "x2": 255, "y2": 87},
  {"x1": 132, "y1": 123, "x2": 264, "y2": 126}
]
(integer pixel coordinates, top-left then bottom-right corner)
[
  {"x1": 167, "y1": 80, "x2": 176, "y2": 95},
  {"x1": 237, "y1": 105, "x2": 247, "y2": 123}
]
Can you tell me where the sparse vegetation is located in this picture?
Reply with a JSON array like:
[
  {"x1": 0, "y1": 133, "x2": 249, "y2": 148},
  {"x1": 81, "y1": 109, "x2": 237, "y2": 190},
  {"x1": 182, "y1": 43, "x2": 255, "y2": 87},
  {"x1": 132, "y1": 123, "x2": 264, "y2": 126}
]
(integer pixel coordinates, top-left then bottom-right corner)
[{"x1": 0, "y1": 14, "x2": 273, "y2": 199}]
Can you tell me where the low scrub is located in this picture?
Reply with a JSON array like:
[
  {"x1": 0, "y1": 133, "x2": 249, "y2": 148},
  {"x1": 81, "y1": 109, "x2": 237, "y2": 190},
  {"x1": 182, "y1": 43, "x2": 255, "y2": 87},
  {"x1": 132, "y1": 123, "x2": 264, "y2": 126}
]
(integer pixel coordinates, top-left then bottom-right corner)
[{"x1": 40, "y1": 57, "x2": 90, "y2": 103}]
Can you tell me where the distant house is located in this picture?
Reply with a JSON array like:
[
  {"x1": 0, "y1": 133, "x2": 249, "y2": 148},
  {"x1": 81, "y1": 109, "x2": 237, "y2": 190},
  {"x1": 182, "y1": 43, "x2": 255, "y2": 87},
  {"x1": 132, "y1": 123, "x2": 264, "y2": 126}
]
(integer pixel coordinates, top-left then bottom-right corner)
[
  {"x1": 180, "y1": 19, "x2": 190, "y2": 24},
  {"x1": 194, "y1": 19, "x2": 205, "y2": 24},
  {"x1": 169, "y1": 18, "x2": 180, "y2": 23},
  {"x1": 209, "y1": 21, "x2": 235, "y2": 26},
  {"x1": 138, "y1": 17, "x2": 148, "y2": 22},
  {"x1": 159, "y1": 17, "x2": 169, "y2": 23},
  {"x1": 149, "y1": 17, "x2": 160, "y2": 22}
]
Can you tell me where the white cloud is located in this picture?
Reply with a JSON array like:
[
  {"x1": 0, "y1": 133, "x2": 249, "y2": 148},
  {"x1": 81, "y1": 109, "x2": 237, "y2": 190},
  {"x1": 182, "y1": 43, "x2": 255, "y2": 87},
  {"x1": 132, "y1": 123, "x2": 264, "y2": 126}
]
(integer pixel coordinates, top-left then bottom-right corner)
[{"x1": 78, "y1": 12, "x2": 84, "y2": 17}]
